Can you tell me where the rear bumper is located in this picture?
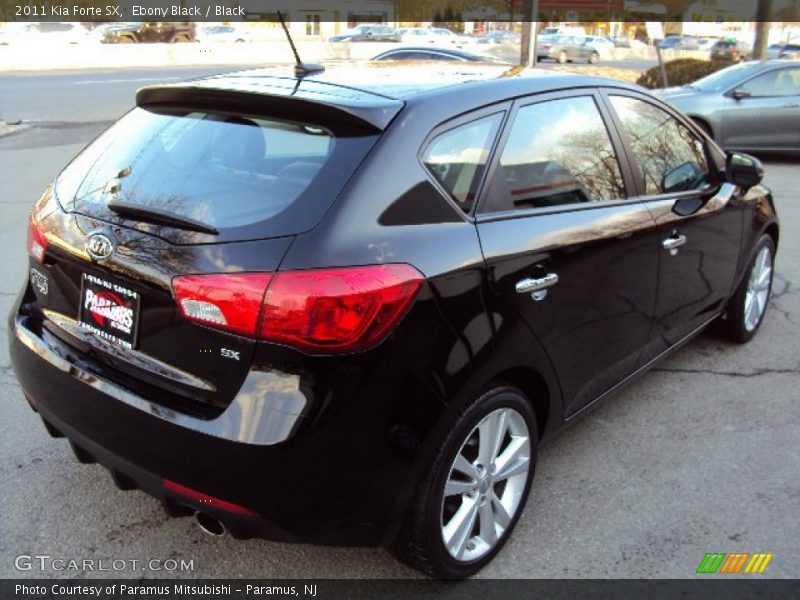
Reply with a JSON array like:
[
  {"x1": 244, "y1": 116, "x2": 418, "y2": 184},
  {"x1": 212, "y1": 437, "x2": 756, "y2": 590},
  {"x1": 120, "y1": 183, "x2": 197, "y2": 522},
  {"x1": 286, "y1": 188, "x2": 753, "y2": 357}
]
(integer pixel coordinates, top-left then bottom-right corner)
[
  {"x1": 8, "y1": 306, "x2": 406, "y2": 546},
  {"x1": 14, "y1": 312, "x2": 306, "y2": 446}
]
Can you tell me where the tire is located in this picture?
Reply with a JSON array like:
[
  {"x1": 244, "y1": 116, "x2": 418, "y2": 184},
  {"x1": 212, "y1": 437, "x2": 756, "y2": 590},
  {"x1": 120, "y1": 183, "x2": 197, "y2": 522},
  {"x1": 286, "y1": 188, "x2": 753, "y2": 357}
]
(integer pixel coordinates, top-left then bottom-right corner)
[
  {"x1": 390, "y1": 383, "x2": 538, "y2": 578},
  {"x1": 117, "y1": 36, "x2": 135, "y2": 44},
  {"x1": 557, "y1": 50, "x2": 567, "y2": 64},
  {"x1": 720, "y1": 234, "x2": 775, "y2": 343},
  {"x1": 588, "y1": 51, "x2": 599, "y2": 64}
]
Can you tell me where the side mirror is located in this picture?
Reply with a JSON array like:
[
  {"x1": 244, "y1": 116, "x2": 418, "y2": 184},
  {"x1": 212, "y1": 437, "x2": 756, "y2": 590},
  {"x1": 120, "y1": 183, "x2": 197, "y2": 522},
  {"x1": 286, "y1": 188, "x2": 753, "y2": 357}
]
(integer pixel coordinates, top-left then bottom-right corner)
[
  {"x1": 726, "y1": 152, "x2": 763, "y2": 192},
  {"x1": 731, "y1": 89, "x2": 751, "y2": 100}
]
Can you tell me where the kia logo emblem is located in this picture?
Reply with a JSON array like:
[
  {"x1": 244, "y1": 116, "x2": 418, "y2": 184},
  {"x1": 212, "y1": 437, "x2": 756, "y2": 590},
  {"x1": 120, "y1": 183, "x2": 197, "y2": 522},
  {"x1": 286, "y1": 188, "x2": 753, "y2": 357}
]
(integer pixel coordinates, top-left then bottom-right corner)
[{"x1": 86, "y1": 233, "x2": 115, "y2": 260}]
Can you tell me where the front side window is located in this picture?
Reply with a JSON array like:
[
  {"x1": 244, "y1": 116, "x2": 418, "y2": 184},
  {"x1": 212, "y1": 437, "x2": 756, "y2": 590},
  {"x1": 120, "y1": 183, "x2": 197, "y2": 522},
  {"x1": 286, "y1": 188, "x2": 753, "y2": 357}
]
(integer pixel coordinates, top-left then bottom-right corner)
[
  {"x1": 423, "y1": 114, "x2": 503, "y2": 211},
  {"x1": 736, "y1": 68, "x2": 800, "y2": 97},
  {"x1": 610, "y1": 96, "x2": 710, "y2": 196},
  {"x1": 480, "y1": 96, "x2": 625, "y2": 213}
]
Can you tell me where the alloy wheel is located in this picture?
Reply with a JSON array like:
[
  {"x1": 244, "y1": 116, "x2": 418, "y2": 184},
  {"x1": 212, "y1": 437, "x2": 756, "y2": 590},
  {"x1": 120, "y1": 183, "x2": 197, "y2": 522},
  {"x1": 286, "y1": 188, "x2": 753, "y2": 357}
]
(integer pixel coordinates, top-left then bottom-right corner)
[
  {"x1": 744, "y1": 245, "x2": 772, "y2": 332},
  {"x1": 440, "y1": 407, "x2": 531, "y2": 562}
]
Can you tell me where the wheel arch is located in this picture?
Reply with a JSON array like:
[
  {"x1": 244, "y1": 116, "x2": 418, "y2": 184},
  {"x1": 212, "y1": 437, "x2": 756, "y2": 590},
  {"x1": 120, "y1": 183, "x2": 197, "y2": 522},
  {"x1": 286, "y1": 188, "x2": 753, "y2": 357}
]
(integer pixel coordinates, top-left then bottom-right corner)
[
  {"x1": 765, "y1": 222, "x2": 779, "y2": 248},
  {"x1": 491, "y1": 366, "x2": 552, "y2": 438}
]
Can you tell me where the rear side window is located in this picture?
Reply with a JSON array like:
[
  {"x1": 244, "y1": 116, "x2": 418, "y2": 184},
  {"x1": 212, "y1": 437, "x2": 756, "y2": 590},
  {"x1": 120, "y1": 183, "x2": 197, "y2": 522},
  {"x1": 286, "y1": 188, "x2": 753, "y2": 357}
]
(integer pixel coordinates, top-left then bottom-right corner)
[
  {"x1": 609, "y1": 96, "x2": 710, "y2": 196},
  {"x1": 58, "y1": 107, "x2": 377, "y2": 242},
  {"x1": 423, "y1": 114, "x2": 503, "y2": 211},
  {"x1": 480, "y1": 96, "x2": 625, "y2": 213}
]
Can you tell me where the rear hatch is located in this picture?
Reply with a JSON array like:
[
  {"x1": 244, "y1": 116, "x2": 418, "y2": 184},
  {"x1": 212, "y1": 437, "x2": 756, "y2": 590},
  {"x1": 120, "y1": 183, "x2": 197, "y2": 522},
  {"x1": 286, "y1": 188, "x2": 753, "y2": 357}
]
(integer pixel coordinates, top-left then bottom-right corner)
[{"x1": 27, "y1": 80, "x2": 398, "y2": 417}]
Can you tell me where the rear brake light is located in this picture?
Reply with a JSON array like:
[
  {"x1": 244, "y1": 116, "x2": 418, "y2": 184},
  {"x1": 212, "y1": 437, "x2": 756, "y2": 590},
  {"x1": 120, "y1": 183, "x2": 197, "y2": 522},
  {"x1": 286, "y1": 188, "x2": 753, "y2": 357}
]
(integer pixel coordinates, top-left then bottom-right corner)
[
  {"x1": 260, "y1": 264, "x2": 424, "y2": 353},
  {"x1": 173, "y1": 273, "x2": 273, "y2": 336},
  {"x1": 172, "y1": 264, "x2": 424, "y2": 353},
  {"x1": 28, "y1": 215, "x2": 49, "y2": 264}
]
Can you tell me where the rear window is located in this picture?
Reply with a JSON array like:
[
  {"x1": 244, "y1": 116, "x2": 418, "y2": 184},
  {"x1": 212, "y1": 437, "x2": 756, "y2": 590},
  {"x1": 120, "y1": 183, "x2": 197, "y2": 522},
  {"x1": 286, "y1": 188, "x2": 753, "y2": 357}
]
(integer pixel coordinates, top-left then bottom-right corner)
[{"x1": 56, "y1": 107, "x2": 377, "y2": 242}]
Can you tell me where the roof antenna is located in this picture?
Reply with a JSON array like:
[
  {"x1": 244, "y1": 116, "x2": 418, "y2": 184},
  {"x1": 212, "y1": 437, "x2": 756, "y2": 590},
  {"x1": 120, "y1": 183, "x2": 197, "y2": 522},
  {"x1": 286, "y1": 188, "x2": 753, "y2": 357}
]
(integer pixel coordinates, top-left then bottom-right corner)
[{"x1": 277, "y1": 11, "x2": 325, "y2": 78}]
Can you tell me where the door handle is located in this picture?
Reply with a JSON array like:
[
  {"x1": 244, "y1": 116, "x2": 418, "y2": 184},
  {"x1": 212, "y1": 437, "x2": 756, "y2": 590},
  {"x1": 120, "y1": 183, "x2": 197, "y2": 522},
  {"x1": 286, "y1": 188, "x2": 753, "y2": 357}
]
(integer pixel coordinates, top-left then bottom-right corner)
[
  {"x1": 516, "y1": 272, "x2": 559, "y2": 294},
  {"x1": 662, "y1": 233, "x2": 687, "y2": 254}
]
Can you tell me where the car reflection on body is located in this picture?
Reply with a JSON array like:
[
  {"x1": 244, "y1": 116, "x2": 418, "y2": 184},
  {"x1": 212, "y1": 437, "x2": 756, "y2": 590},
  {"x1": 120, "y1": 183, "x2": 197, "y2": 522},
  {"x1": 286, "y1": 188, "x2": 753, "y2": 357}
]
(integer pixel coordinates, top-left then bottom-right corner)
[{"x1": 371, "y1": 46, "x2": 509, "y2": 63}]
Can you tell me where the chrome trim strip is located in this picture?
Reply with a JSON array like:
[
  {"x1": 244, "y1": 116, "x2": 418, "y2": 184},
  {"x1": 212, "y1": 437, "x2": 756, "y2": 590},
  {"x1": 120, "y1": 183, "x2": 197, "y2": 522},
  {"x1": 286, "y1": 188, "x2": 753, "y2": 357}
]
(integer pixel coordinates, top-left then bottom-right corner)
[
  {"x1": 645, "y1": 182, "x2": 737, "y2": 226},
  {"x1": 44, "y1": 309, "x2": 216, "y2": 392},
  {"x1": 15, "y1": 317, "x2": 307, "y2": 446}
]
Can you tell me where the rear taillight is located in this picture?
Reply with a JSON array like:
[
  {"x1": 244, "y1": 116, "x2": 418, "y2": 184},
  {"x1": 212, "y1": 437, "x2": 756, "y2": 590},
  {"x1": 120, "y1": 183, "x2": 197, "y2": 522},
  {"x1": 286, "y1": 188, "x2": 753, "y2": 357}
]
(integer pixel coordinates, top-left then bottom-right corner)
[
  {"x1": 173, "y1": 273, "x2": 273, "y2": 337},
  {"x1": 261, "y1": 264, "x2": 424, "y2": 353},
  {"x1": 172, "y1": 264, "x2": 424, "y2": 354},
  {"x1": 28, "y1": 215, "x2": 49, "y2": 264}
]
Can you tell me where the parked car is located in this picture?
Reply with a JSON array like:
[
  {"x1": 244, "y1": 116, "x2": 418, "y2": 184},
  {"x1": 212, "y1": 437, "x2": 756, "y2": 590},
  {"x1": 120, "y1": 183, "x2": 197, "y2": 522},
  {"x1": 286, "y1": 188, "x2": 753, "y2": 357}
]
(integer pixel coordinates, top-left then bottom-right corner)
[
  {"x1": 0, "y1": 22, "x2": 88, "y2": 45},
  {"x1": 328, "y1": 24, "x2": 399, "y2": 43},
  {"x1": 397, "y1": 27, "x2": 456, "y2": 44},
  {"x1": 658, "y1": 60, "x2": 800, "y2": 152},
  {"x1": 477, "y1": 31, "x2": 521, "y2": 45},
  {"x1": 691, "y1": 37, "x2": 714, "y2": 51},
  {"x1": 430, "y1": 27, "x2": 472, "y2": 44},
  {"x1": 779, "y1": 44, "x2": 800, "y2": 59},
  {"x1": 371, "y1": 47, "x2": 508, "y2": 63},
  {"x1": 196, "y1": 24, "x2": 249, "y2": 44},
  {"x1": 9, "y1": 63, "x2": 778, "y2": 579},
  {"x1": 540, "y1": 26, "x2": 586, "y2": 37},
  {"x1": 580, "y1": 35, "x2": 615, "y2": 58},
  {"x1": 606, "y1": 35, "x2": 646, "y2": 48},
  {"x1": 657, "y1": 35, "x2": 700, "y2": 50},
  {"x1": 101, "y1": 21, "x2": 195, "y2": 43},
  {"x1": 537, "y1": 35, "x2": 600, "y2": 64},
  {"x1": 710, "y1": 39, "x2": 751, "y2": 62}
]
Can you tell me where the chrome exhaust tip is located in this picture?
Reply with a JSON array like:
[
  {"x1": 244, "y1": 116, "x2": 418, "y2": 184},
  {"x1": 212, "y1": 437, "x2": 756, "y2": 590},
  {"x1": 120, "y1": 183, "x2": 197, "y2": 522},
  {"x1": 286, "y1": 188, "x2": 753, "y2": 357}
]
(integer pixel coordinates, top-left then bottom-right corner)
[{"x1": 195, "y1": 512, "x2": 225, "y2": 536}]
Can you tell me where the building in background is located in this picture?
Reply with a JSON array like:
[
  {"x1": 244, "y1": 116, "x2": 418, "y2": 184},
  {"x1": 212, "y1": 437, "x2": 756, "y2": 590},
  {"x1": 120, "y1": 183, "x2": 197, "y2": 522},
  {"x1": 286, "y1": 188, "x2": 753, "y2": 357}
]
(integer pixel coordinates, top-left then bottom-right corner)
[{"x1": 238, "y1": 0, "x2": 395, "y2": 39}]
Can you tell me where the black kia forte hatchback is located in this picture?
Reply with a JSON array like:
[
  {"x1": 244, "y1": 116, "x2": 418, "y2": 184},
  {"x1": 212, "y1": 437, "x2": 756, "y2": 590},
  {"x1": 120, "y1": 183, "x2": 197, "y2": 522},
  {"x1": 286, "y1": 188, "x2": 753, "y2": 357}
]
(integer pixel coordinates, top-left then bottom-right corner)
[{"x1": 8, "y1": 64, "x2": 779, "y2": 578}]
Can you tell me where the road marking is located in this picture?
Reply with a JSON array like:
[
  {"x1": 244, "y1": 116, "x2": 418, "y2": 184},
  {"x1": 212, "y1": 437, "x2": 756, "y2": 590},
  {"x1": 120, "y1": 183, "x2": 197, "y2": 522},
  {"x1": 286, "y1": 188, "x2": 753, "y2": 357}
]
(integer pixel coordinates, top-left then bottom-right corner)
[{"x1": 73, "y1": 76, "x2": 183, "y2": 85}]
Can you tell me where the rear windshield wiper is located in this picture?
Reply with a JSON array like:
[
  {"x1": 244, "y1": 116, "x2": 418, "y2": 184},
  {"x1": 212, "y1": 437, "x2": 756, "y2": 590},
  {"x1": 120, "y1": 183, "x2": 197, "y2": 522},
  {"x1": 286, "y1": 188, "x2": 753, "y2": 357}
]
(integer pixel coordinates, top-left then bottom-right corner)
[{"x1": 107, "y1": 200, "x2": 219, "y2": 235}]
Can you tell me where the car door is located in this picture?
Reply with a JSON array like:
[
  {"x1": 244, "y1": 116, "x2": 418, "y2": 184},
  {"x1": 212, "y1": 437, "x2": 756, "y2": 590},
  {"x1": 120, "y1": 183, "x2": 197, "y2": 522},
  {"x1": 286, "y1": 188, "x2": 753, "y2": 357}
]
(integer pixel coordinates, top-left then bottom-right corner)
[
  {"x1": 473, "y1": 91, "x2": 660, "y2": 418},
  {"x1": 604, "y1": 91, "x2": 743, "y2": 357},
  {"x1": 718, "y1": 66, "x2": 800, "y2": 151}
]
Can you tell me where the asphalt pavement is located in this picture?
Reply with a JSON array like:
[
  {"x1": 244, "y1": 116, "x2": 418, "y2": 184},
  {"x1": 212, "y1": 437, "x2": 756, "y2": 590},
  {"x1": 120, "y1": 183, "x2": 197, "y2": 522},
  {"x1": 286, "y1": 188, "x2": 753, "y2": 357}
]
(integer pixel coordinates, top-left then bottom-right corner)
[{"x1": 0, "y1": 68, "x2": 797, "y2": 579}]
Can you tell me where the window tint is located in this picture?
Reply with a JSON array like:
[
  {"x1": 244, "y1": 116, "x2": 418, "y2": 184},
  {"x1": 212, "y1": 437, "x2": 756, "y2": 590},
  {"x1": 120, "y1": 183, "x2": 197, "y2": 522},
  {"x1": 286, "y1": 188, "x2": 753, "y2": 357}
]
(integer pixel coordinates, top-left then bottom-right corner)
[
  {"x1": 736, "y1": 68, "x2": 800, "y2": 97},
  {"x1": 610, "y1": 96, "x2": 710, "y2": 196},
  {"x1": 58, "y1": 107, "x2": 377, "y2": 240},
  {"x1": 423, "y1": 114, "x2": 502, "y2": 210},
  {"x1": 480, "y1": 96, "x2": 625, "y2": 213}
]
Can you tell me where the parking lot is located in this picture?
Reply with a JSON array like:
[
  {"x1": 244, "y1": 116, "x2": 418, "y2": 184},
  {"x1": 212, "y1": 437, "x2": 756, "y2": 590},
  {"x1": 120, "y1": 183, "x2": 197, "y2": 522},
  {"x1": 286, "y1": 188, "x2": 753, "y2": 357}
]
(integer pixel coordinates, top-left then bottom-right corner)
[{"x1": 0, "y1": 67, "x2": 798, "y2": 579}]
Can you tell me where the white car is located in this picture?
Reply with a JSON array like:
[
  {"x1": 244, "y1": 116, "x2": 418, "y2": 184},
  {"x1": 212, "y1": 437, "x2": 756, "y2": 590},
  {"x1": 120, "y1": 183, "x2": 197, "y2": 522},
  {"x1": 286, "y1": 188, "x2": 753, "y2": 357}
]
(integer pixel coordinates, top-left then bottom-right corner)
[
  {"x1": 397, "y1": 27, "x2": 469, "y2": 45},
  {"x1": 396, "y1": 27, "x2": 440, "y2": 44},
  {"x1": 196, "y1": 24, "x2": 249, "y2": 44},
  {"x1": 580, "y1": 35, "x2": 615, "y2": 57},
  {"x1": 0, "y1": 22, "x2": 88, "y2": 45},
  {"x1": 430, "y1": 28, "x2": 472, "y2": 44}
]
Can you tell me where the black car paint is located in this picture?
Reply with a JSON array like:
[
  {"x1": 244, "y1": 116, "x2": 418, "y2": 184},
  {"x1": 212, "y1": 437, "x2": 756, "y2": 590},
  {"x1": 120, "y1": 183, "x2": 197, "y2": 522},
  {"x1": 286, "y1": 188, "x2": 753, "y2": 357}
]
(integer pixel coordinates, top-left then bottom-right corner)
[{"x1": 8, "y1": 68, "x2": 779, "y2": 546}]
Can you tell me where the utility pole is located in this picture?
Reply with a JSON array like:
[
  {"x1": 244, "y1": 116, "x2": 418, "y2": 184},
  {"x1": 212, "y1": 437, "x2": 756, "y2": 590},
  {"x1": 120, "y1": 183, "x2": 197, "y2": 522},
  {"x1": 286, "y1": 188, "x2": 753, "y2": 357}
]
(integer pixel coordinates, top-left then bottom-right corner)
[
  {"x1": 753, "y1": 0, "x2": 772, "y2": 59},
  {"x1": 520, "y1": 0, "x2": 539, "y2": 66}
]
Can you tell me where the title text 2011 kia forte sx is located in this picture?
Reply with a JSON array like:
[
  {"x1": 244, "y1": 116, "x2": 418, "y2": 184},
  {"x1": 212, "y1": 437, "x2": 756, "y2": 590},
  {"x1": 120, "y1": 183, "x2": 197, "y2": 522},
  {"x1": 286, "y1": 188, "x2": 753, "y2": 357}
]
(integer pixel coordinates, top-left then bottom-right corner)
[{"x1": 8, "y1": 65, "x2": 779, "y2": 578}]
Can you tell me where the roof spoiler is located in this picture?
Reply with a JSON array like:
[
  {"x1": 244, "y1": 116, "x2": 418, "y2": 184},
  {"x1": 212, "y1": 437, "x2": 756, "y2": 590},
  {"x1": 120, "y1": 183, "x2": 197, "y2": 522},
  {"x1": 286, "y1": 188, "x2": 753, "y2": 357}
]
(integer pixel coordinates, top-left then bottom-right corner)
[{"x1": 136, "y1": 82, "x2": 403, "y2": 132}]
